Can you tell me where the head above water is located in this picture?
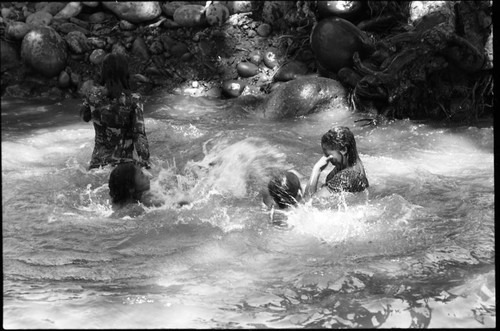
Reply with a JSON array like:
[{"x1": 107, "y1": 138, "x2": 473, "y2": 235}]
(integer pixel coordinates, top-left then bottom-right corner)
[
  {"x1": 109, "y1": 162, "x2": 150, "y2": 205},
  {"x1": 321, "y1": 126, "x2": 359, "y2": 168},
  {"x1": 101, "y1": 52, "x2": 131, "y2": 99},
  {"x1": 267, "y1": 171, "x2": 302, "y2": 209}
]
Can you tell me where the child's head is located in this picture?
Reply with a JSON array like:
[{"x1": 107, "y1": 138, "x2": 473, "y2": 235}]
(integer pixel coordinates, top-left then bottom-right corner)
[
  {"x1": 109, "y1": 162, "x2": 150, "y2": 205},
  {"x1": 321, "y1": 126, "x2": 359, "y2": 167},
  {"x1": 101, "y1": 52, "x2": 130, "y2": 99},
  {"x1": 267, "y1": 171, "x2": 302, "y2": 209}
]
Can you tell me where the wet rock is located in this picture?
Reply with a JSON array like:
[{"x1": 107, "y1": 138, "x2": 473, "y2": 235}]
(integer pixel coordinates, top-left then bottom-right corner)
[
  {"x1": 36, "y1": 2, "x2": 67, "y2": 16},
  {"x1": 112, "y1": 42, "x2": 127, "y2": 55},
  {"x1": 54, "y1": 2, "x2": 82, "y2": 20},
  {"x1": 237, "y1": 61, "x2": 259, "y2": 77},
  {"x1": 173, "y1": 5, "x2": 207, "y2": 27},
  {"x1": 256, "y1": 23, "x2": 272, "y2": 37},
  {"x1": 25, "y1": 11, "x2": 52, "y2": 27},
  {"x1": 246, "y1": 29, "x2": 257, "y2": 38},
  {"x1": 205, "y1": 86, "x2": 222, "y2": 98},
  {"x1": 65, "y1": 31, "x2": 90, "y2": 54},
  {"x1": 88, "y1": 12, "x2": 111, "y2": 24},
  {"x1": 88, "y1": 37, "x2": 106, "y2": 49},
  {"x1": 317, "y1": 1, "x2": 364, "y2": 20},
  {"x1": 89, "y1": 49, "x2": 106, "y2": 64},
  {"x1": 258, "y1": 76, "x2": 347, "y2": 119},
  {"x1": 409, "y1": 1, "x2": 450, "y2": 24},
  {"x1": 102, "y1": 1, "x2": 162, "y2": 23},
  {"x1": 222, "y1": 79, "x2": 246, "y2": 98},
  {"x1": 119, "y1": 20, "x2": 136, "y2": 31},
  {"x1": 161, "y1": 1, "x2": 189, "y2": 17},
  {"x1": 78, "y1": 79, "x2": 95, "y2": 97},
  {"x1": 205, "y1": 3, "x2": 229, "y2": 26},
  {"x1": 216, "y1": 1, "x2": 254, "y2": 15},
  {"x1": 274, "y1": 61, "x2": 308, "y2": 82},
  {"x1": 58, "y1": 70, "x2": 71, "y2": 88},
  {"x1": 21, "y1": 26, "x2": 68, "y2": 78},
  {"x1": 132, "y1": 36, "x2": 150, "y2": 60},
  {"x1": 0, "y1": 40, "x2": 20, "y2": 72},
  {"x1": 263, "y1": 48, "x2": 279, "y2": 69},
  {"x1": 310, "y1": 17, "x2": 373, "y2": 74},
  {"x1": 248, "y1": 50, "x2": 263, "y2": 65},
  {"x1": 5, "y1": 21, "x2": 32, "y2": 40}
]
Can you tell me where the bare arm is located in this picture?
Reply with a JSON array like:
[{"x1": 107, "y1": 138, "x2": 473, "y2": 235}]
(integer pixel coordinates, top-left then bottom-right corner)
[{"x1": 305, "y1": 155, "x2": 334, "y2": 198}]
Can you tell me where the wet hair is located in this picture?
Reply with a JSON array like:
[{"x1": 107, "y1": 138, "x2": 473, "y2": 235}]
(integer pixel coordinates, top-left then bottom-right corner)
[
  {"x1": 321, "y1": 126, "x2": 359, "y2": 166},
  {"x1": 101, "y1": 52, "x2": 130, "y2": 99},
  {"x1": 109, "y1": 162, "x2": 141, "y2": 205},
  {"x1": 267, "y1": 171, "x2": 302, "y2": 209}
]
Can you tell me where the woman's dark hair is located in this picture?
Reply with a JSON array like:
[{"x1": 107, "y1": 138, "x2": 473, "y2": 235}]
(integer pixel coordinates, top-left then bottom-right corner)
[
  {"x1": 321, "y1": 126, "x2": 359, "y2": 166},
  {"x1": 109, "y1": 162, "x2": 139, "y2": 205},
  {"x1": 101, "y1": 52, "x2": 130, "y2": 99},
  {"x1": 268, "y1": 171, "x2": 301, "y2": 209}
]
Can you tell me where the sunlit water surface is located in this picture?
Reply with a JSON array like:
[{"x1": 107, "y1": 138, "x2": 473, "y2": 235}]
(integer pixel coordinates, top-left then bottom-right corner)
[{"x1": 2, "y1": 94, "x2": 495, "y2": 328}]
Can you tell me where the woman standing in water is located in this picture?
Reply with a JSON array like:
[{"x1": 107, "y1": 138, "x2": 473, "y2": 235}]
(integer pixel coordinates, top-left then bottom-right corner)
[
  {"x1": 80, "y1": 52, "x2": 150, "y2": 170},
  {"x1": 264, "y1": 126, "x2": 369, "y2": 215}
]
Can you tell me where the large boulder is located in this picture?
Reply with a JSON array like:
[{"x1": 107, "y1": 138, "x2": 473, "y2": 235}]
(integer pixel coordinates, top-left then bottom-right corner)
[
  {"x1": 21, "y1": 27, "x2": 68, "y2": 77},
  {"x1": 102, "y1": 1, "x2": 162, "y2": 23},
  {"x1": 310, "y1": 17, "x2": 374, "y2": 74},
  {"x1": 258, "y1": 76, "x2": 347, "y2": 118}
]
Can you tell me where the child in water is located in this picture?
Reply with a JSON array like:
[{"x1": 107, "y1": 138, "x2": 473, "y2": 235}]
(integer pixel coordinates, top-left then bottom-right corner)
[{"x1": 264, "y1": 126, "x2": 369, "y2": 220}]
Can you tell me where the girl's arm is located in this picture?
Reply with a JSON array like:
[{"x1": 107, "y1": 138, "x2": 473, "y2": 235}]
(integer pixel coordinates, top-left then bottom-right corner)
[{"x1": 305, "y1": 155, "x2": 334, "y2": 197}]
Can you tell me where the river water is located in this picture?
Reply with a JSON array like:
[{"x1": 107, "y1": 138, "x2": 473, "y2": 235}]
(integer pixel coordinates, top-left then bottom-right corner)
[{"x1": 2, "y1": 93, "x2": 495, "y2": 328}]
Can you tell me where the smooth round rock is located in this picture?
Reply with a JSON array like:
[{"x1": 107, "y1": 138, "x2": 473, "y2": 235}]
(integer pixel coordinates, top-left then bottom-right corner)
[
  {"x1": 25, "y1": 11, "x2": 52, "y2": 27},
  {"x1": 173, "y1": 5, "x2": 206, "y2": 27},
  {"x1": 102, "y1": 2, "x2": 162, "y2": 23},
  {"x1": 222, "y1": 80, "x2": 246, "y2": 98},
  {"x1": 317, "y1": 1, "x2": 364, "y2": 19},
  {"x1": 89, "y1": 49, "x2": 106, "y2": 64},
  {"x1": 256, "y1": 23, "x2": 272, "y2": 37},
  {"x1": 5, "y1": 21, "x2": 31, "y2": 40},
  {"x1": 263, "y1": 48, "x2": 279, "y2": 69},
  {"x1": 248, "y1": 50, "x2": 263, "y2": 65},
  {"x1": 310, "y1": 17, "x2": 372, "y2": 74},
  {"x1": 205, "y1": 3, "x2": 229, "y2": 26},
  {"x1": 21, "y1": 27, "x2": 68, "y2": 77},
  {"x1": 237, "y1": 62, "x2": 259, "y2": 78}
]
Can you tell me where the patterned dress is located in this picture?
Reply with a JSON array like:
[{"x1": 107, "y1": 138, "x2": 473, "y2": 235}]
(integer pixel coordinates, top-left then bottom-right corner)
[
  {"x1": 81, "y1": 86, "x2": 150, "y2": 169},
  {"x1": 325, "y1": 162, "x2": 369, "y2": 193}
]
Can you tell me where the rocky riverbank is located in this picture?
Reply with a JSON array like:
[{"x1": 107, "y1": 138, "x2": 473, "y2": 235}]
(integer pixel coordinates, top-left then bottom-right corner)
[{"x1": 0, "y1": 1, "x2": 493, "y2": 123}]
